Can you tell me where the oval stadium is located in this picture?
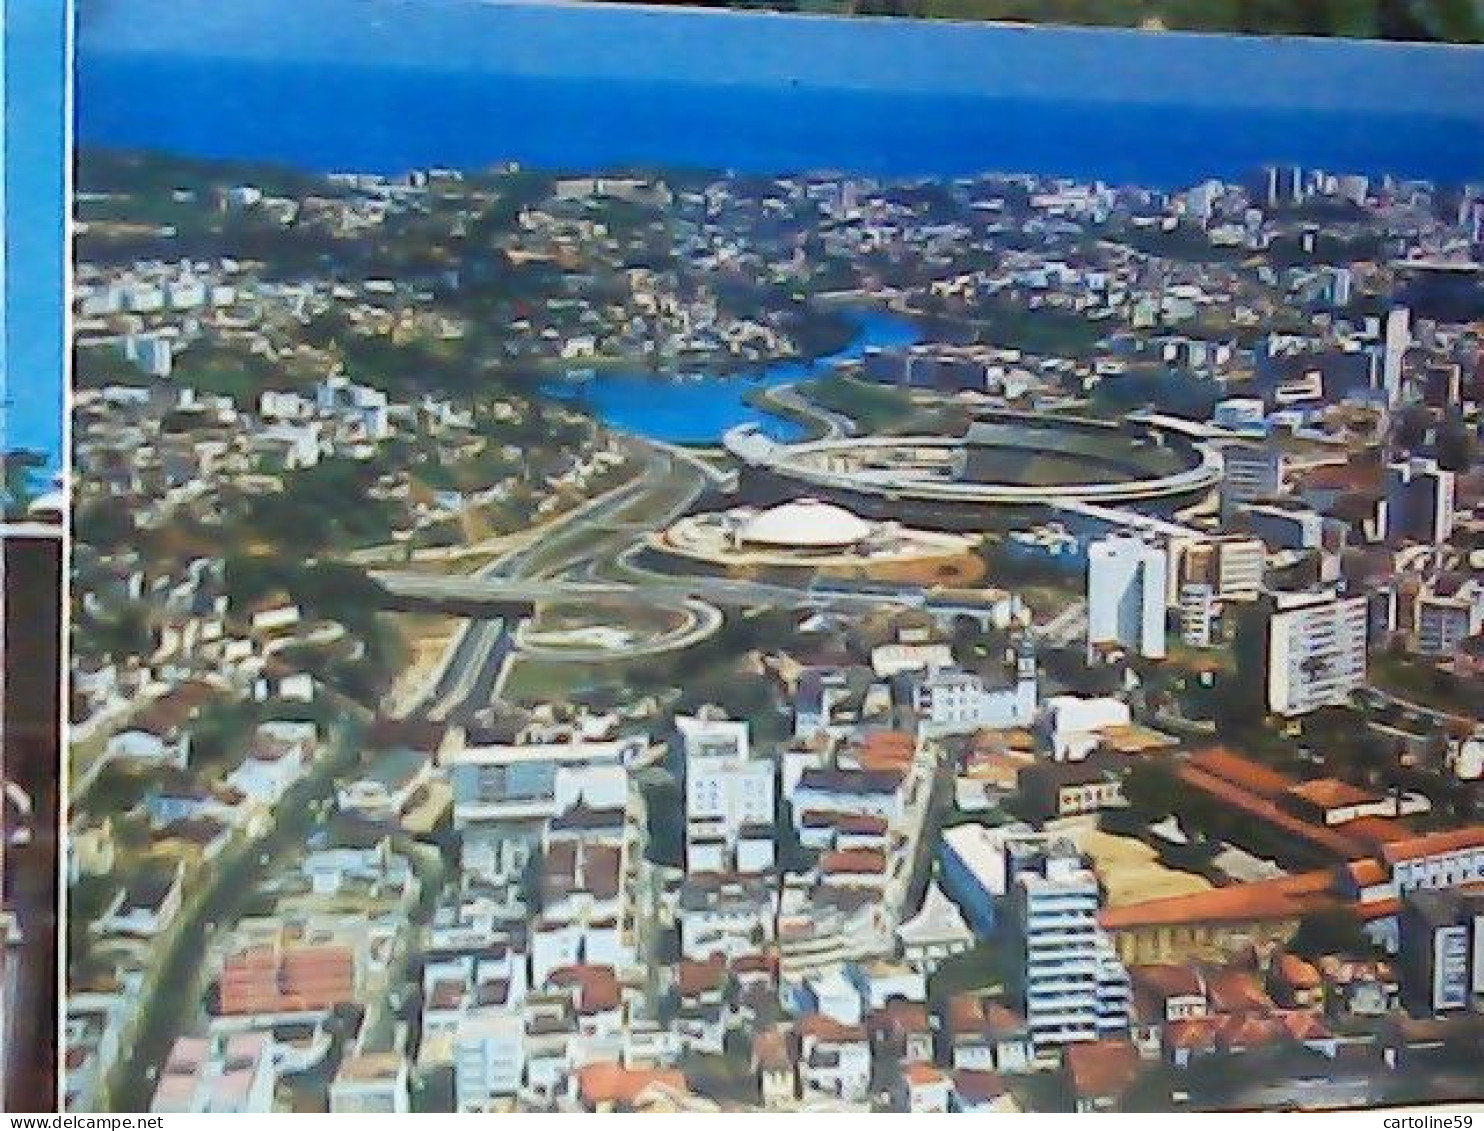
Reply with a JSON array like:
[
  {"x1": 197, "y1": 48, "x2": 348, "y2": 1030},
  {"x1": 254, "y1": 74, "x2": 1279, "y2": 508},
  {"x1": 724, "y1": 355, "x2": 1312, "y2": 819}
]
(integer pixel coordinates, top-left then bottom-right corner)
[{"x1": 723, "y1": 411, "x2": 1222, "y2": 531}]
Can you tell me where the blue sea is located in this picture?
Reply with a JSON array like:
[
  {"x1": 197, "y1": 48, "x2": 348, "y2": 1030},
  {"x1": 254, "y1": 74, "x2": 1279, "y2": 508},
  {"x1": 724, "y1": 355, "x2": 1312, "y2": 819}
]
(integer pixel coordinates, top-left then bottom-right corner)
[{"x1": 79, "y1": 57, "x2": 1484, "y2": 188}]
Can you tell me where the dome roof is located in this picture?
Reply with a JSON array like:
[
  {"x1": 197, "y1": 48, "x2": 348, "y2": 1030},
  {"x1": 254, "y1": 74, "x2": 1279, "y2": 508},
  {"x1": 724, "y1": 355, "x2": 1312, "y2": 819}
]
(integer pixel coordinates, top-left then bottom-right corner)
[{"x1": 739, "y1": 498, "x2": 872, "y2": 549}]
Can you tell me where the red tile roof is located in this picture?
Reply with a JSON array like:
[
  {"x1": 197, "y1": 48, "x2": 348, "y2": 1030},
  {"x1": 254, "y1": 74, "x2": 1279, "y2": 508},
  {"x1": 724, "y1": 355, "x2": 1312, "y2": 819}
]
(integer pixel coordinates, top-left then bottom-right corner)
[
  {"x1": 1187, "y1": 747, "x2": 1294, "y2": 799},
  {"x1": 1219, "y1": 1013, "x2": 1286, "y2": 1050},
  {"x1": 1381, "y1": 826, "x2": 1484, "y2": 865},
  {"x1": 1206, "y1": 967, "x2": 1274, "y2": 1014},
  {"x1": 1065, "y1": 1040, "x2": 1140, "y2": 1100},
  {"x1": 821, "y1": 849, "x2": 888, "y2": 875},
  {"x1": 1101, "y1": 870, "x2": 1336, "y2": 931},
  {"x1": 1345, "y1": 859, "x2": 1388, "y2": 887},
  {"x1": 798, "y1": 1013, "x2": 869, "y2": 1044},
  {"x1": 548, "y1": 965, "x2": 622, "y2": 1014},
  {"x1": 218, "y1": 943, "x2": 355, "y2": 1016},
  {"x1": 677, "y1": 957, "x2": 727, "y2": 998},
  {"x1": 903, "y1": 1062, "x2": 948, "y2": 1087},
  {"x1": 1279, "y1": 1009, "x2": 1333, "y2": 1042},
  {"x1": 1286, "y1": 777, "x2": 1379, "y2": 811},
  {"x1": 1166, "y1": 1016, "x2": 1223, "y2": 1051},
  {"x1": 1275, "y1": 952, "x2": 1323, "y2": 990},
  {"x1": 1178, "y1": 764, "x2": 1370, "y2": 859},
  {"x1": 577, "y1": 1063, "x2": 688, "y2": 1108}
]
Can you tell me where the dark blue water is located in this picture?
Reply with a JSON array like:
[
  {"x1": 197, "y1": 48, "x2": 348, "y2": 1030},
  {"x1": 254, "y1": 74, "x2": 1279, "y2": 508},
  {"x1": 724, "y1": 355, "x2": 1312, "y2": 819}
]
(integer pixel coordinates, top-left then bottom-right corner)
[
  {"x1": 79, "y1": 58, "x2": 1484, "y2": 188},
  {"x1": 544, "y1": 310, "x2": 920, "y2": 444}
]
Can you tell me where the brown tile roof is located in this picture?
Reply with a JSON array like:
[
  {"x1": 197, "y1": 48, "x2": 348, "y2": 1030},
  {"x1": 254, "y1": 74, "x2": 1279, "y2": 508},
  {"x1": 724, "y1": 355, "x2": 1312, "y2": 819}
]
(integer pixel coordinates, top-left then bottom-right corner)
[
  {"x1": 1341, "y1": 815, "x2": 1414, "y2": 847},
  {"x1": 1100, "y1": 870, "x2": 1336, "y2": 931},
  {"x1": 427, "y1": 978, "x2": 465, "y2": 1011},
  {"x1": 1287, "y1": 777, "x2": 1379, "y2": 811},
  {"x1": 677, "y1": 957, "x2": 727, "y2": 998},
  {"x1": 902, "y1": 1062, "x2": 947, "y2": 1087},
  {"x1": 1178, "y1": 764, "x2": 1370, "y2": 859},
  {"x1": 1065, "y1": 1040, "x2": 1140, "y2": 1100},
  {"x1": 821, "y1": 849, "x2": 888, "y2": 875},
  {"x1": 1206, "y1": 966, "x2": 1275, "y2": 1014},
  {"x1": 798, "y1": 1013, "x2": 868, "y2": 1045},
  {"x1": 577, "y1": 1063, "x2": 688, "y2": 1108},
  {"x1": 872, "y1": 999, "x2": 931, "y2": 1036},
  {"x1": 835, "y1": 814, "x2": 890, "y2": 835},
  {"x1": 1302, "y1": 462, "x2": 1382, "y2": 493},
  {"x1": 1188, "y1": 747, "x2": 1294, "y2": 798},
  {"x1": 952, "y1": 1069, "x2": 1009, "y2": 1103},
  {"x1": 1275, "y1": 952, "x2": 1323, "y2": 990},
  {"x1": 1381, "y1": 826, "x2": 1484, "y2": 865},
  {"x1": 753, "y1": 1028, "x2": 791, "y2": 1072},
  {"x1": 548, "y1": 965, "x2": 621, "y2": 1015},
  {"x1": 134, "y1": 679, "x2": 221, "y2": 736},
  {"x1": 1129, "y1": 964, "x2": 1204, "y2": 1001}
]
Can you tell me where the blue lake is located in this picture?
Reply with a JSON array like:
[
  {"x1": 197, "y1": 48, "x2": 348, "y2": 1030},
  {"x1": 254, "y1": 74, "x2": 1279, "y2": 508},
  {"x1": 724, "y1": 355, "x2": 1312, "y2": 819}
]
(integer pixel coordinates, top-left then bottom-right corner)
[{"x1": 542, "y1": 310, "x2": 921, "y2": 444}]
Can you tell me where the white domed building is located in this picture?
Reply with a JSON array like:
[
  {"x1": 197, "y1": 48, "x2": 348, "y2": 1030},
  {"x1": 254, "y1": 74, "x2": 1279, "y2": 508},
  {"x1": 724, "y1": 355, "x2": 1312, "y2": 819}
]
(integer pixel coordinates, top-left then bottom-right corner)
[
  {"x1": 655, "y1": 496, "x2": 979, "y2": 570},
  {"x1": 735, "y1": 498, "x2": 874, "y2": 552}
]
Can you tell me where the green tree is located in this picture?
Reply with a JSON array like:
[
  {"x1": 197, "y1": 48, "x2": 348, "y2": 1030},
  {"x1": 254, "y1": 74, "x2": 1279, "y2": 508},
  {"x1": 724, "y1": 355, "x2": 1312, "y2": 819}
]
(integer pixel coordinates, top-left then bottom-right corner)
[
  {"x1": 1289, "y1": 906, "x2": 1370, "y2": 958},
  {"x1": 1123, "y1": 758, "x2": 1184, "y2": 823},
  {"x1": 2, "y1": 448, "x2": 47, "y2": 518}
]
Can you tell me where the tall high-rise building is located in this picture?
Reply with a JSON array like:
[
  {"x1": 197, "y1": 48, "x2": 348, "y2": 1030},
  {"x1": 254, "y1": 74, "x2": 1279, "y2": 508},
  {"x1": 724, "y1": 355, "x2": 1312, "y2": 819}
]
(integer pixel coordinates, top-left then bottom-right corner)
[
  {"x1": 1007, "y1": 839, "x2": 1130, "y2": 1056},
  {"x1": 1264, "y1": 589, "x2": 1369, "y2": 717},
  {"x1": 1385, "y1": 456, "x2": 1456, "y2": 545},
  {"x1": 1086, "y1": 535, "x2": 1167, "y2": 660},
  {"x1": 676, "y1": 713, "x2": 776, "y2": 874},
  {"x1": 1382, "y1": 306, "x2": 1411, "y2": 407},
  {"x1": 1263, "y1": 165, "x2": 1304, "y2": 208}
]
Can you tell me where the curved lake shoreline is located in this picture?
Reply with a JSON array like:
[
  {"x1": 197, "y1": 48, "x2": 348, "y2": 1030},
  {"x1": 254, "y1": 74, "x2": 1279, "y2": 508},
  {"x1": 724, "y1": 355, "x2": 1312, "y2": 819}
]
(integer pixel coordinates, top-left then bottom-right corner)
[{"x1": 541, "y1": 309, "x2": 922, "y2": 445}]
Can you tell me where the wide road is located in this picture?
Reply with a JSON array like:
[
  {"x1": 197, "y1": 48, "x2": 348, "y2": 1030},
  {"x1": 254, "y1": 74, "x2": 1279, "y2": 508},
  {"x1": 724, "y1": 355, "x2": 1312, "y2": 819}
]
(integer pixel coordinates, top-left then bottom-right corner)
[
  {"x1": 377, "y1": 568, "x2": 934, "y2": 613},
  {"x1": 420, "y1": 618, "x2": 509, "y2": 722},
  {"x1": 402, "y1": 439, "x2": 714, "y2": 718}
]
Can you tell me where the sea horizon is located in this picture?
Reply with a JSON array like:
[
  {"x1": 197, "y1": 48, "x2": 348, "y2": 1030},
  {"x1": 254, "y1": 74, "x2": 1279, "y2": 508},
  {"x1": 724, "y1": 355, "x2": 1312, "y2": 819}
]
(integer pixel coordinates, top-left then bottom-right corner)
[{"x1": 78, "y1": 60, "x2": 1484, "y2": 190}]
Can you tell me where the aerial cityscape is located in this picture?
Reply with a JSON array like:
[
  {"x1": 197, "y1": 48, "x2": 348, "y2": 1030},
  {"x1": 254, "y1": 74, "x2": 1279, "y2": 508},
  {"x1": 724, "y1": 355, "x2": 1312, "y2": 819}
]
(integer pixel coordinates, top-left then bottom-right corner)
[{"x1": 59, "y1": 138, "x2": 1484, "y2": 1113}]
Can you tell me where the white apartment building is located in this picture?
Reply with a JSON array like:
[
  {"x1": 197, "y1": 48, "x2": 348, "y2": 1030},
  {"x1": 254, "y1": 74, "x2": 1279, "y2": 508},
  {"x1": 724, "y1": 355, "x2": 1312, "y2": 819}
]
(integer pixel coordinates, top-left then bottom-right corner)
[
  {"x1": 1266, "y1": 589, "x2": 1369, "y2": 716},
  {"x1": 446, "y1": 725, "x2": 642, "y2": 885},
  {"x1": 1008, "y1": 842, "x2": 1130, "y2": 1058},
  {"x1": 904, "y1": 655, "x2": 1037, "y2": 737},
  {"x1": 676, "y1": 714, "x2": 775, "y2": 874},
  {"x1": 329, "y1": 1054, "x2": 411, "y2": 1113},
  {"x1": 1086, "y1": 535, "x2": 1167, "y2": 660},
  {"x1": 454, "y1": 1009, "x2": 525, "y2": 1111}
]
